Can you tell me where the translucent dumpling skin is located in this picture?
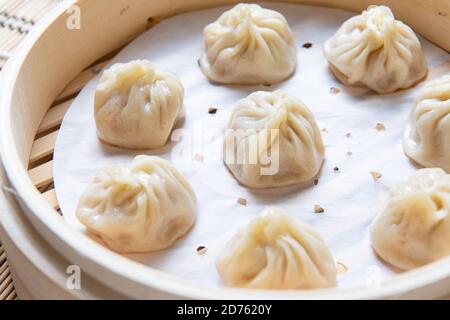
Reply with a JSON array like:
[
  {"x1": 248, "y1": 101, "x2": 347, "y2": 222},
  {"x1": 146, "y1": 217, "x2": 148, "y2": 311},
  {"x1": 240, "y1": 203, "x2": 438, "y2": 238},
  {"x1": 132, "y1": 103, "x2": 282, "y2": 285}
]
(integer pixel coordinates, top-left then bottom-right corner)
[
  {"x1": 370, "y1": 168, "x2": 450, "y2": 270},
  {"x1": 216, "y1": 207, "x2": 337, "y2": 289},
  {"x1": 199, "y1": 3, "x2": 297, "y2": 85},
  {"x1": 76, "y1": 156, "x2": 197, "y2": 253},
  {"x1": 95, "y1": 60, "x2": 184, "y2": 149},
  {"x1": 224, "y1": 90, "x2": 325, "y2": 188},
  {"x1": 324, "y1": 6, "x2": 428, "y2": 94},
  {"x1": 403, "y1": 75, "x2": 450, "y2": 172}
]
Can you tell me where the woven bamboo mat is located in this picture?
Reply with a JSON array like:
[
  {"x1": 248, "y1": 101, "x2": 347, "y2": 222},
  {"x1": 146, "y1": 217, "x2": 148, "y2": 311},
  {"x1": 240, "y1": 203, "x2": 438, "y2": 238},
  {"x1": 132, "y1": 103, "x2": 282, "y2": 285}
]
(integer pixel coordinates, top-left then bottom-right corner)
[
  {"x1": 0, "y1": 0, "x2": 62, "y2": 301},
  {"x1": 0, "y1": 0, "x2": 61, "y2": 68},
  {"x1": 0, "y1": 244, "x2": 16, "y2": 300}
]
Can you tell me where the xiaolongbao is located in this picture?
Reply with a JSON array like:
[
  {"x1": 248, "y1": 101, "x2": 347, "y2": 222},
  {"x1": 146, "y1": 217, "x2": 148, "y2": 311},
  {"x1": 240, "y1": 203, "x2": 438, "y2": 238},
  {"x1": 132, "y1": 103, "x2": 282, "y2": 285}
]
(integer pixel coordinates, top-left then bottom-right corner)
[
  {"x1": 199, "y1": 3, "x2": 297, "y2": 85},
  {"x1": 403, "y1": 75, "x2": 450, "y2": 172},
  {"x1": 370, "y1": 168, "x2": 450, "y2": 270},
  {"x1": 95, "y1": 60, "x2": 184, "y2": 149},
  {"x1": 324, "y1": 5, "x2": 428, "y2": 93},
  {"x1": 224, "y1": 90, "x2": 324, "y2": 188},
  {"x1": 216, "y1": 207, "x2": 337, "y2": 289},
  {"x1": 76, "y1": 155, "x2": 197, "y2": 253}
]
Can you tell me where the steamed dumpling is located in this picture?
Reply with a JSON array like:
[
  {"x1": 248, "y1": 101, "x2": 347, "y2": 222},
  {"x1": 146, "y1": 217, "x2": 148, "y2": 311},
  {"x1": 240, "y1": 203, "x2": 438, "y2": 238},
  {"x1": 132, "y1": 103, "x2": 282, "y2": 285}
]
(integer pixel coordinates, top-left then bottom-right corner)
[
  {"x1": 216, "y1": 207, "x2": 337, "y2": 289},
  {"x1": 403, "y1": 75, "x2": 450, "y2": 172},
  {"x1": 370, "y1": 168, "x2": 450, "y2": 270},
  {"x1": 324, "y1": 5, "x2": 428, "y2": 93},
  {"x1": 224, "y1": 90, "x2": 324, "y2": 188},
  {"x1": 95, "y1": 60, "x2": 184, "y2": 149},
  {"x1": 199, "y1": 3, "x2": 297, "y2": 85},
  {"x1": 76, "y1": 155, "x2": 197, "y2": 253}
]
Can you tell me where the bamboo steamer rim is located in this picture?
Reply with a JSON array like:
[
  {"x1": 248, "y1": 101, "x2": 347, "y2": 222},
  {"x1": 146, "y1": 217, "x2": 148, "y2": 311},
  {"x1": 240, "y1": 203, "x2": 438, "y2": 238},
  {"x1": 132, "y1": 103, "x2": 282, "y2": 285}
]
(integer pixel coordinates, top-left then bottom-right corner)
[{"x1": 1, "y1": 0, "x2": 450, "y2": 299}]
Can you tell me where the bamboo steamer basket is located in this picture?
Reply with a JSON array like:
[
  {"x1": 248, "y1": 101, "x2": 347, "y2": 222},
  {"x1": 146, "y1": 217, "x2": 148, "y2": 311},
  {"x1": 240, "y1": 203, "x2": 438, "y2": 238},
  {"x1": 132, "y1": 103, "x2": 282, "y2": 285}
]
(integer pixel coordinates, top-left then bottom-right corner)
[
  {"x1": 1, "y1": 0, "x2": 450, "y2": 299},
  {"x1": 0, "y1": 166, "x2": 127, "y2": 299}
]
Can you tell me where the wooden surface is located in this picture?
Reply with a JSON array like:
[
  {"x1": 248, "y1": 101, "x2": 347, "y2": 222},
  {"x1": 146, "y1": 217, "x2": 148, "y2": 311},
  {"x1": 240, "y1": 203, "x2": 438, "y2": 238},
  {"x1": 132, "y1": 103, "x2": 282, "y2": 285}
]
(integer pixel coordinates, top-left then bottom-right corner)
[
  {"x1": 0, "y1": 0, "x2": 62, "y2": 302},
  {"x1": 0, "y1": 244, "x2": 17, "y2": 300},
  {"x1": 0, "y1": 0, "x2": 62, "y2": 66},
  {"x1": 27, "y1": 58, "x2": 111, "y2": 211},
  {"x1": 10, "y1": 59, "x2": 115, "y2": 292}
]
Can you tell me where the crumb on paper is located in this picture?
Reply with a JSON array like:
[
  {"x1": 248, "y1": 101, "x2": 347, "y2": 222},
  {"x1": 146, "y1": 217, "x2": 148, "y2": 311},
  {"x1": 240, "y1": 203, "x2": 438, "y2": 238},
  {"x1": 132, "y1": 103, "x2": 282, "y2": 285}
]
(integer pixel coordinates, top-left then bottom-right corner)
[
  {"x1": 347, "y1": 150, "x2": 353, "y2": 156},
  {"x1": 345, "y1": 132, "x2": 352, "y2": 138},
  {"x1": 237, "y1": 198, "x2": 247, "y2": 206},
  {"x1": 375, "y1": 123, "x2": 386, "y2": 131},
  {"x1": 194, "y1": 153, "x2": 204, "y2": 162},
  {"x1": 314, "y1": 178, "x2": 319, "y2": 186},
  {"x1": 329, "y1": 87, "x2": 341, "y2": 95},
  {"x1": 196, "y1": 246, "x2": 208, "y2": 255},
  {"x1": 302, "y1": 42, "x2": 313, "y2": 49},
  {"x1": 208, "y1": 107, "x2": 218, "y2": 114},
  {"x1": 314, "y1": 204, "x2": 325, "y2": 214},
  {"x1": 336, "y1": 262, "x2": 348, "y2": 275},
  {"x1": 197, "y1": 59, "x2": 201, "y2": 68},
  {"x1": 370, "y1": 171, "x2": 382, "y2": 180},
  {"x1": 333, "y1": 166, "x2": 340, "y2": 172},
  {"x1": 321, "y1": 128, "x2": 328, "y2": 134}
]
